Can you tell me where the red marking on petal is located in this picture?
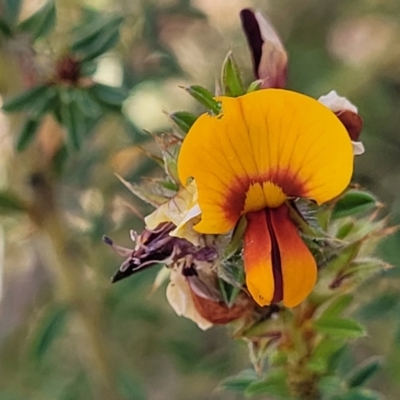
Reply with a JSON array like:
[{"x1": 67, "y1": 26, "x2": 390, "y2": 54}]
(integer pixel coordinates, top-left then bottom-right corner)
[
  {"x1": 223, "y1": 170, "x2": 307, "y2": 220},
  {"x1": 265, "y1": 209, "x2": 283, "y2": 303}
]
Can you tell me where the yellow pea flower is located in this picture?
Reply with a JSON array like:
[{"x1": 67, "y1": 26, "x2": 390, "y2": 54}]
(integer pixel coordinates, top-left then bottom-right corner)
[{"x1": 178, "y1": 89, "x2": 354, "y2": 308}]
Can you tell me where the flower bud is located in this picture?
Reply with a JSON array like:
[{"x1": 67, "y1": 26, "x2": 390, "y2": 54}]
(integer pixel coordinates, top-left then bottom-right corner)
[{"x1": 240, "y1": 9, "x2": 287, "y2": 89}]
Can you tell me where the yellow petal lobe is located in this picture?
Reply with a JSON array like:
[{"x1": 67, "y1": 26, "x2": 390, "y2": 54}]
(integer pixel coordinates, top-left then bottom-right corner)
[{"x1": 178, "y1": 89, "x2": 353, "y2": 234}]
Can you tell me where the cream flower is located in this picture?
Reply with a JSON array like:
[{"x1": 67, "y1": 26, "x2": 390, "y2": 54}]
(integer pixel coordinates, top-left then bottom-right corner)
[
  {"x1": 144, "y1": 181, "x2": 201, "y2": 246},
  {"x1": 166, "y1": 264, "x2": 212, "y2": 330}
]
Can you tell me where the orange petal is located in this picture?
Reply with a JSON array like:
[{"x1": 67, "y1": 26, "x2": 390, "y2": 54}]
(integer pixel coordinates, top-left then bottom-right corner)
[
  {"x1": 243, "y1": 205, "x2": 317, "y2": 308},
  {"x1": 243, "y1": 209, "x2": 275, "y2": 306},
  {"x1": 178, "y1": 89, "x2": 353, "y2": 234},
  {"x1": 270, "y1": 205, "x2": 317, "y2": 308}
]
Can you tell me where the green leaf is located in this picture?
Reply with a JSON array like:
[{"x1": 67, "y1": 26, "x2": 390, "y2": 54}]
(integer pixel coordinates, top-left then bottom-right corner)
[
  {"x1": 185, "y1": 85, "x2": 221, "y2": 115},
  {"x1": 245, "y1": 370, "x2": 290, "y2": 398},
  {"x1": 314, "y1": 317, "x2": 366, "y2": 339},
  {"x1": 169, "y1": 111, "x2": 197, "y2": 133},
  {"x1": 220, "y1": 369, "x2": 258, "y2": 393},
  {"x1": 2, "y1": 85, "x2": 50, "y2": 112},
  {"x1": 336, "y1": 221, "x2": 356, "y2": 240},
  {"x1": 72, "y1": 15, "x2": 123, "y2": 61},
  {"x1": 88, "y1": 83, "x2": 128, "y2": 107},
  {"x1": 346, "y1": 357, "x2": 382, "y2": 388},
  {"x1": 29, "y1": 85, "x2": 58, "y2": 119},
  {"x1": 59, "y1": 88, "x2": 87, "y2": 151},
  {"x1": 332, "y1": 388, "x2": 382, "y2": 400},
  {"x1": 16, "y1": 118, "x2": 41, "y2": 151},
  {"x1": 328, "y1": 345, "x2": 350, "y2": 373},
  {"x1": 332, "y1": 190, "x2": 379, "y2": 219},
  {"x1": 356, "y1": 292, "x2": 398, "y2": 320},
  {"x1": 19, "y1": 0, "x2": 56, "y2": 40},
  {"x1": 118, "y1": 372, "x2": 147, "y2": 400},
  {"x1": 308, "y1": 339, "x2": 346, "y2": 373},
  {"x1": 319, "y1": 376, "x2": 345, "y2": 399},
  {"x1": 72, "y1": 15, "x2": 123, "y2": 52},
  {"x1": 0, "y1": 17, "x2": 12, "y2": 36},
  {"x1": 71, "y1": 89, "x2": 102, "y2": 118},
  {"x1": 224, "y1": 215, "x2": 247, "y2": 259},
  {"x1": 221, "y1": 51, "x2": 245, "y2": 97},
  {"x1": 320, "y1": 294, "x2": 354, "y2": 319},
  {"x1": 3, "y1": 0, "x2": 23, "y2": 24},
  {"x1": 247, "y1": 80, "x2": 262, "y2": 93},
  {"x1": 30, "y1": 304, "x2": 69, "y2": 361},
  {"x1": 0, "y1": 191, "x2": 26, "y2": 213},
  {"x1": 323, "y1": 241, "x2": 362, "y2": 274},
  {"x1": 81, "y1": 29, "x2": 120, "y2": 62}
]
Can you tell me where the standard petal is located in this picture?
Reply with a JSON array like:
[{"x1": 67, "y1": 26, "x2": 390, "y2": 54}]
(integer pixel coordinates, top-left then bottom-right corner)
[{"x1": 178, "y1": 89, "x2": 353, "y2": 234}]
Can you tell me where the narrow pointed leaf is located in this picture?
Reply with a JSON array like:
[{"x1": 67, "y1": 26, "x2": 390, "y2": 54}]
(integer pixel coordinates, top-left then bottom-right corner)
[
  {"x1": 346, "y1": 357, "x2": 382, "y2": 388},
  {"x1": 247, "y1": 79, "x2": 262, "y2": 93},
  {"x1": 2, "y1": 85, "x2": 49, "y2": 112},
  {"x1": 332, "y1": 388, "x2": 382, "y2": 400},
  {"x1": 314, "y1": 317, "x2": 366, "y2": 339},
  {"x1": 221, "y1": 51, "x2": 245, "y2": 97},
  {"x1": 0, "y1": 17, "x2": 12, "y2": 36},
  {"x1": 356, "y1": 292, "x2": 398, "y2": 320},
  {"x1": 17, "y1": 118, "x2": 41, "y2": 151},
  {"x1": 0, "y1": 191, "x2": 26, "y2": 213},
  {"x1": 169, "y1": 111, "x2": 197, "y2": 133},
  {"x1": 320, "y1": 294, "x2": 354, "y2": 319},
  {"x1": 4, "y1": 0, "x2": 23, "y2": 23},
  {"x1": 80, "y1": 29, "x2": 120, "y2": 61},
  {"x1": 185, "y1": 85, "x2": 221, "y2": 115},
  {"x1": 88, "y1": 83, "x2": 128, "y2": 107},
  {"x1": 29, "y1": 85, "x2": 57, "y2": 118},
  {"x1": 220, "y1": 369, "x2": 258, "y2": 393},
  {"x1": 245, "y1": 370, "x2": 290, "y2": 398},
  {"x1": 60, "y1": 89, "x2": 87, "y2": 151},
  {"x1": 72, "y1": 15, "x2": 123, "y2": 53},
  {"x1": 19, "y1": 0, "x2": 56, "y2": 40},
  {"x1": 72, "y1": 89, "x2": 102, "y2": 118},
  {"x1": 332, "y1": 190, "x2": 379, "y2": 219},
  {"x1": 30, "y1": 305, "x2": 69, "y2": 361}
]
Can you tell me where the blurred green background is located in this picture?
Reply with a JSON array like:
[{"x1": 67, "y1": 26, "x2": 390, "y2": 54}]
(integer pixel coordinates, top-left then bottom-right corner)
[{"x1": 1, "y1": 0, "x2": 400, "y2": 399}]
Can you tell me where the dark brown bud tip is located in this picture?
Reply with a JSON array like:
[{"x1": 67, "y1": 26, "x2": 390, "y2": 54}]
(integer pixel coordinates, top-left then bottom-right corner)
[{"x1": 240, "y1": 9, "x2": 263, "y2": 78}]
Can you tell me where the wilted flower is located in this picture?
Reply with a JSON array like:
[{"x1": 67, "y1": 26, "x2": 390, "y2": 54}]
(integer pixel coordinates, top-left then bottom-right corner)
[
  {"x1": 144, "y1": 181, "x2": 201, "y2": 246},
  {"x1": 178, "y1": 89, "x2": 354, "y2": 307}
]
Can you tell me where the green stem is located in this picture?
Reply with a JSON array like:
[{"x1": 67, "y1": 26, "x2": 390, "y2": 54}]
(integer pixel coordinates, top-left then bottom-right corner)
[{"x1": 286, "y1": 303, "x2": 320, "y2": 400}]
